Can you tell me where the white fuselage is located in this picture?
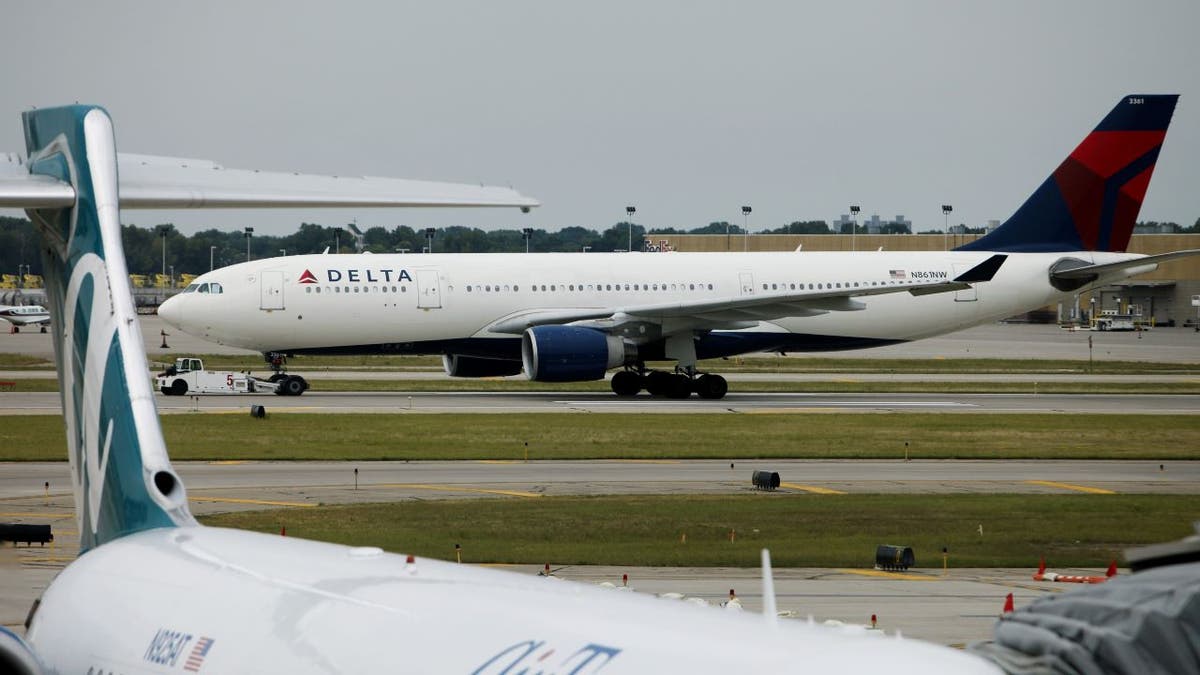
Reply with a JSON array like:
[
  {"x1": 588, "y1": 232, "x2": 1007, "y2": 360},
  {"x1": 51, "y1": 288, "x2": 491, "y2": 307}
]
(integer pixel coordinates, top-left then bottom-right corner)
[
  {"x1": 26, "y1": 526, "x2": 999, "y2": 674},
  {"x1": 162, "y1": 250, "x2": 1138, "y2": 356},
  {"x1": 0, "y1": 304, "x2": 50, "y2": 327}
]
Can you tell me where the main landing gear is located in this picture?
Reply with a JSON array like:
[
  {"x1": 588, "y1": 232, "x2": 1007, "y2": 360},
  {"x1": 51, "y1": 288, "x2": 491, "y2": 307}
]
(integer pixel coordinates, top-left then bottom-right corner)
[{"x1": 610, "y1": 368, "x2": 728, "y2": 400}]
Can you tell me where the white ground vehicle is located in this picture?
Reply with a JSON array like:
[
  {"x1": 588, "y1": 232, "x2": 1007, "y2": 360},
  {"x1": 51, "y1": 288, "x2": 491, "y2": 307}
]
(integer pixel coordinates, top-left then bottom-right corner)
[{"x1": 155, "y1": 357, "x2": 308, "y2": 396}]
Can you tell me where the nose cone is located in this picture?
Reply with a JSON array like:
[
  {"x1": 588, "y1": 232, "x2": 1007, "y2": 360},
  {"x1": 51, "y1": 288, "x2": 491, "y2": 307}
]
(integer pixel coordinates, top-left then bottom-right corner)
[{"x1": 158, "y1": 294, "x2": 183, "y2": 329}]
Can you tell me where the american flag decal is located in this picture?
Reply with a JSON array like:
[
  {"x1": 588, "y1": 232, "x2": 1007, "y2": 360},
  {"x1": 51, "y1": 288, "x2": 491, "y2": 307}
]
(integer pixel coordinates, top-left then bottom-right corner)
[
  {"x1": 184, "y1": 637, "x2": 214, "y2": 672},
  {"x1": 889, "y1": 269, "x2": 906, "y2": 280}
]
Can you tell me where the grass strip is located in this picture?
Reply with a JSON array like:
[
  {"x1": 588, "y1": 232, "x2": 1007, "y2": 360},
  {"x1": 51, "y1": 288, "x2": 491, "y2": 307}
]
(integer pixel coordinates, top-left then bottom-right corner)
[
  {"x1": 199, "y1": 494, "x2": 1200, "y2": 568},
  {"x1": 3, "y1": 413, "x2": 1197, "y2": 461}
]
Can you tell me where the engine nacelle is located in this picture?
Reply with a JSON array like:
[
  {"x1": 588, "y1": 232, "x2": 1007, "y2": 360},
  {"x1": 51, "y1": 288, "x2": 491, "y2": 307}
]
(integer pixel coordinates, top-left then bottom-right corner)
[
  {"x1": 442, "y1": 354, "x2": 523, "y2": 378},
  {"x1": 521, "y1": 326, "x2": 630, "y2": 382}
]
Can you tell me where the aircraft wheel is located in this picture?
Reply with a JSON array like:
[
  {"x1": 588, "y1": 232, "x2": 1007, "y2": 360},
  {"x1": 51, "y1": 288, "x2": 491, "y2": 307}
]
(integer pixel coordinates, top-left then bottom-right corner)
[
  {"x1": 666, "y1": 374, "x2": 693, "y2": 399},
  {"x1": 268, "y1": 373, "x2": 286, "y2": 383},
  {"x1": 282, "y1": 375, "x2": 306, "y2": 396},
  {"x1": 645, "y1": 371, "x2": 671, "y2": 397},
  {"x1": 40, "y1": 326, "x2": 47, "y2": 333},
  {"x1": 695, "y1": 374, "x2": 728, "y2": 400},
  {"x1": 611, "y1": 371, "x2": 641, "y2": 397},
  {"x1": 169, "y1": 379, "x2": 188, "y2": 396}
]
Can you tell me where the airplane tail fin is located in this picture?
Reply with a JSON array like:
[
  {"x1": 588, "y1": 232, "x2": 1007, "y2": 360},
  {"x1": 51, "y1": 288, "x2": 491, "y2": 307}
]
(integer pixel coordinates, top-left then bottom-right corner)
[
  {"x1": 22, "y1": 105, "x2": 195, "y2": 552},
  {"x1": 958, "y1": 95, "x2": 1178, "y2": 253}
]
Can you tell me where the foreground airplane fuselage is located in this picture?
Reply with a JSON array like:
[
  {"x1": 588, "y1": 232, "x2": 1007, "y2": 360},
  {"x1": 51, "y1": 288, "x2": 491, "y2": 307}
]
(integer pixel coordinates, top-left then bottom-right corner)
[{"x1": 27, "y1": 527, "x2": 993, "y2": 674}]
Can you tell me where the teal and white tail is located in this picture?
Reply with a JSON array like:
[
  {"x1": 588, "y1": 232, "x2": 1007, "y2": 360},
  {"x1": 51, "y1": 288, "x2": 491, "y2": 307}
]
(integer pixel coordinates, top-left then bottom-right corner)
[{"x1": 23, "y1": 105, "x2": 194, "y2": 552}]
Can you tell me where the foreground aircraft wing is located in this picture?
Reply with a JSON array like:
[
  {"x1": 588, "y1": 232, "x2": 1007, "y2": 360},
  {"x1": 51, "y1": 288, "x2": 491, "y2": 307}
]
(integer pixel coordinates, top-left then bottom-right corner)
[
  {"x1": 488, "y1": 256, "x2": 1005, "y2": 335},
  {"x1": 0, "y1": 151, "x2": 540, "y2": 210}
]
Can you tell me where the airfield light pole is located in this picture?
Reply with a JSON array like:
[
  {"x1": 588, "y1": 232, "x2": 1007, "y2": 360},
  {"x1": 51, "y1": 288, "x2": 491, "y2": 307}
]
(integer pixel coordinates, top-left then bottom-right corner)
[
  {"x1": 169, "y1": 265, "x2": 175, "y2": 290},
  {"x1": 849, "y1": 205, "x2": 860, "y2": 251},
  {"x1": 244, "y1": 227, "x2": 254, "y2": 262},
  {"x1": 741, "y1": 205, "x2": 752, "y2": 251},
  {"x1": 209, "y1": 246, "x2": 216, "y2": 271},
  {"x1": 425, "y1": 228, "x2": 436, "y2": 254},
  {"x1": 942, "y1": 205, "x2": 953, "y2": 251},
  {"x1": 626, "y1": 206, "x2": 636, "y2": 252},
  {"x1": 157, "y1": 225, "x2": 170, "y2": 281},
  {"x1": 522, "y1": 227, "x2": 533, "y2": 253}
]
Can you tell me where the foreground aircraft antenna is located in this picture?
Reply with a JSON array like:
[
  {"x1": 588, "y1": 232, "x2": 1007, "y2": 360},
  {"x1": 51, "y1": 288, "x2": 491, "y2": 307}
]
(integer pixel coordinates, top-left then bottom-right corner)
[{"x1": 761, "y1": 548, "x2": 778, "y2": 627}]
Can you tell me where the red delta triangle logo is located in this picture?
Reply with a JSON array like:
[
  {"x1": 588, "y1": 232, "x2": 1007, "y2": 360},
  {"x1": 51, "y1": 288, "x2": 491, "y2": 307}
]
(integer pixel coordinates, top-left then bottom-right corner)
[{"x1": 298, "y1": 269, "x2": 318, "y2": 284}]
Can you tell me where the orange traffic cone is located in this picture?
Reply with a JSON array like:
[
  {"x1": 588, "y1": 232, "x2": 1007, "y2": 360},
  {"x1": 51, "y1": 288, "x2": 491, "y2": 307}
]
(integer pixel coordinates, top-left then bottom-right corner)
[
  {"x1": 1002, "y1": 593, "x2": 1014, "y2": 614},
  {"x1": 1106, "y1": 560, "x2": 1118, "y2": 578}
]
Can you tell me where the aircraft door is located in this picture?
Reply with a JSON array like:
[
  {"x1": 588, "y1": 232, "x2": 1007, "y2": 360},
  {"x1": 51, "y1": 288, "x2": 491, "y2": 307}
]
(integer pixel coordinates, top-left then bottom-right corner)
[
  {"x1": 951, "y1": 264, "x2": 978, "y2": 302},
  {"x1": 416, "y1": 269, "x2": 442, "y2": 309},
  {"x1": 260, "y1": 270, "x2": 285, "y2": 310},
  {"x1": 739, "y1": 272, "x2": 755, "y2": 295}
]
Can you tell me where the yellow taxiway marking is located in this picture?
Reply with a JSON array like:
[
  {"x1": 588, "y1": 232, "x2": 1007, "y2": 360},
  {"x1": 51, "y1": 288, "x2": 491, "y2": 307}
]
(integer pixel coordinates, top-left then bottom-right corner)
[
  {"x1": 0, "y1": 512, "x2": 74, "y2": 520},
  {"x1": 375, "y1": 483, "x2": 542, "y2": 499},
  {"x1": 1024, "y1": 480, "x2": 1116, "y2": 495},
  {"x1": 20, "y1": 556, "x2": 76, "y2": 563},
  {"x1": 477, "y1": 460, "x2": 522, "y2": 465},
  {"x1": 837, "y1": 568, "x2": 934, "y2": 581},
  {"x1": 600, "y1": 459, "x2": 681, "y2": 465},
  {"x1": 189, "y1": 497, "x2": 317, "y2": 508},
  {"x1": 209, "y1": 460, "x2": 249, "y2": 465},
  {"x1": 779, "y1": 483, "x2": 846, "y2": 495}
]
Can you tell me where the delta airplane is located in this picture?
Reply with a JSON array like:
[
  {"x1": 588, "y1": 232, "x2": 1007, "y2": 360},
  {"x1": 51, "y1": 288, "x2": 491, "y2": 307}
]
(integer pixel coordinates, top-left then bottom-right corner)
[
  {"x1": 0, "y1": 304, "x2": 49, "y2": 332},
  {"x1": 159, "y1": 95, "x2": 1197, "y2": 400},
  {"x1": 0, "y1": 105, "x2": 1005, "y2": 673}
]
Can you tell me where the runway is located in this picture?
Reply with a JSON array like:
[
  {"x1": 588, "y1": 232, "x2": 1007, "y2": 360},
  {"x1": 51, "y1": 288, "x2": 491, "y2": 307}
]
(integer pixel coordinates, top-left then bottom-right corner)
[
  {"x1": 3, "y1": 459, "x2": 1196, "y2": 510},
  {"x1": 3, "y1": 390, "x2": 1198, "y2": 415}
]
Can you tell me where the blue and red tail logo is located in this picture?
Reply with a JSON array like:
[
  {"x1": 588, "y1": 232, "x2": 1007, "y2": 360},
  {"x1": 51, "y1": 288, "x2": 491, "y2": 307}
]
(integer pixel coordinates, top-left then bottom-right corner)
[{"x1": 959, "y1": 95, "x2": 1177, "y2": 253}]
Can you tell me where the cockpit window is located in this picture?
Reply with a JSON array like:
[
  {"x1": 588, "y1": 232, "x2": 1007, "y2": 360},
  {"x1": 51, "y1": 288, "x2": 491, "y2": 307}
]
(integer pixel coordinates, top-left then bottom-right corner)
[
  {"x1": 183, "y1": 283, "x2": 200, "y2": 293},
  {"x1": 210, "y1": 282, "x2": 223, "y2": 294},
  {"x1": 198, "y1": 283, "x2": 210, "y2": 293}
]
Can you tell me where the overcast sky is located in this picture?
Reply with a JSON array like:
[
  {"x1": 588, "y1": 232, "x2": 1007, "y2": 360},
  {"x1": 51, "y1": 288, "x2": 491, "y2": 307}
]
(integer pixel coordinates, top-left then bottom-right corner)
[{"x1": 2, "y1": 1, "x2": 1197, "y2": 236}]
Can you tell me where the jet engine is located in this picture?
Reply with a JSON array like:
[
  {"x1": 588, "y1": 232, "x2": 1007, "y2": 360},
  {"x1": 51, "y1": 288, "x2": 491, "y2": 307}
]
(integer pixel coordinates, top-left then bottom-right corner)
[
  {"x1": 521, "y1": 326, "x2": 632, "y2": 382},
  {"x1": 442, "y1": 354, "x2": 523, "y2": 378}
]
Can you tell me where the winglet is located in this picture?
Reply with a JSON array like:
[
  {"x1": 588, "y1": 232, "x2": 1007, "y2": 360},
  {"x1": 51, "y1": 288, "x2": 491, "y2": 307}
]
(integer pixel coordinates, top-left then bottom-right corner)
[
  {"x1": 954, "y1": 254, "x2": 1007, "y2": 283},
  {"x1": 23, "y1": 105, "x2": 195, "y2": 552}
]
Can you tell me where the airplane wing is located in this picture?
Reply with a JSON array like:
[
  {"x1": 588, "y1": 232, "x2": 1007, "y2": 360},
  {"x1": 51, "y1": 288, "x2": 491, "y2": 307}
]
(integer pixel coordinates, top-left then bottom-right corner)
[
  {"x1": 0, "y1": 151, "x2": 540, "y2": 210},
  {"x1": 487, "y1": 256, "x2": 1005, "y2": 336}
]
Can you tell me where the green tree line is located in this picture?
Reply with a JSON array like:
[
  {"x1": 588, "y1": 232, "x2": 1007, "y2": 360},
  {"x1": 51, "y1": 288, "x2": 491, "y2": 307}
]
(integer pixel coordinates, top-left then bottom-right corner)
[{"x1": 2, "y1": 215, "x2": 1198, "y2": 279}]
